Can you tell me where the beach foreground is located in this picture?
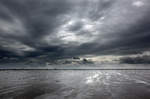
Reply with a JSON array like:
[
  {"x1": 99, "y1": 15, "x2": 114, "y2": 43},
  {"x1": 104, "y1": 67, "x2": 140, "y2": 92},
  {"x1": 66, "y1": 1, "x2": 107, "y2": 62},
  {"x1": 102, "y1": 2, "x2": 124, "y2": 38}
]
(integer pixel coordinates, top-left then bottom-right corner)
[{"x1": 0, "y1": 69, "x2": 150, "y2": 99}]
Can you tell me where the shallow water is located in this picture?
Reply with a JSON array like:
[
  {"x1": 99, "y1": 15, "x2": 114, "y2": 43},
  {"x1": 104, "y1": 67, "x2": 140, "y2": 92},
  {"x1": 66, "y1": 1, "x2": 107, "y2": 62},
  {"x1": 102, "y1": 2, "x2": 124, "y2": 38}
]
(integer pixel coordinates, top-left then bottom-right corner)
[{"x1": 0, "y1": 70, "x2": 150, "y2": 99}]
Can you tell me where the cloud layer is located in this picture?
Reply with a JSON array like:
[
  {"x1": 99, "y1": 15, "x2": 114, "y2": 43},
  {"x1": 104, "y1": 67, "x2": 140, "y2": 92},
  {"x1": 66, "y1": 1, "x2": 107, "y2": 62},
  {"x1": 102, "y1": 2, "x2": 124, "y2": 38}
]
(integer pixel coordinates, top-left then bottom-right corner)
[{"x1": 0, "y1": 0, "x2": 150, "y2": 58}]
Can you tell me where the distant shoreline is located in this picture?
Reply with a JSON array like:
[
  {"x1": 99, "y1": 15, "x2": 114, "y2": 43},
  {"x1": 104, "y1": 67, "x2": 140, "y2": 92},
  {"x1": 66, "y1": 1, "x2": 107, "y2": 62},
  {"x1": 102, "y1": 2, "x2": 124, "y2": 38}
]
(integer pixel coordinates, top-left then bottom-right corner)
[{"x1": 0, "y1": 69, "x2": 150, "y2": 70}]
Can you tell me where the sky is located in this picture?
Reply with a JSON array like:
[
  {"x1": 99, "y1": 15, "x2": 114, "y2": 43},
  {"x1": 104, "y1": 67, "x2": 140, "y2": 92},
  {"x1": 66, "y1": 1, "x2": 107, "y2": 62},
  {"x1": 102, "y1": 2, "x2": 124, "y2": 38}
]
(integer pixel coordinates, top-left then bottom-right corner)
[{"x1": 0, "y1": 0, "x2": 150, "y2": 60}]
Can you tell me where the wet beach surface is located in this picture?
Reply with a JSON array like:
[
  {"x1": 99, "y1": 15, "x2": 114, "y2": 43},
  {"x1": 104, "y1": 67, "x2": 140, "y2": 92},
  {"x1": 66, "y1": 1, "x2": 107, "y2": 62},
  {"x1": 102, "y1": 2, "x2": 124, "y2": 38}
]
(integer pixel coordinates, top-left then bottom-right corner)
[{"x1": 0, "y1": 70, "x2": 150, "y2": 99}]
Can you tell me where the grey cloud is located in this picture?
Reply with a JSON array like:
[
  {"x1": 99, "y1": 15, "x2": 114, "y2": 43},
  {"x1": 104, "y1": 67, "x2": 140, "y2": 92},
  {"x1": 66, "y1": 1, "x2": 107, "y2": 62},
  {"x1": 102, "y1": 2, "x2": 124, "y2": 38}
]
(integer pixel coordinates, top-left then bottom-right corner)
[
  {"x1": 0, "y1": 0, "x2": 73, "y2": 54},
  {"x1": 0, "y1": 0, "x2": 150, "y2": 59}
]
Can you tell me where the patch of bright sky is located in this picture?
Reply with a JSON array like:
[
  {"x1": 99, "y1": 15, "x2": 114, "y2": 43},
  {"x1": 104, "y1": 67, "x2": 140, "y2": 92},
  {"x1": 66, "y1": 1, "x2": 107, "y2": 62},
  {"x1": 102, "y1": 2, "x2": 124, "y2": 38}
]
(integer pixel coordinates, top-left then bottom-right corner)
[
  {"x1": 54, "y1": 17, "x2": 104, "y2": 45},
  {"x1": 127, "y1": 51, "x2": 150, "y2": 58},
  {"x1": 81, "y1": 55, "x2": 122, "y2": 63},
  {"x1": 84, "y1": 51, "x2": 150, "y2": 63},
  {"x1": 132, "y1": 1, "x2": 145, "y2": 7},
  {"x1": 84, "y1": 50, "x2": 150, "y2": 63}
]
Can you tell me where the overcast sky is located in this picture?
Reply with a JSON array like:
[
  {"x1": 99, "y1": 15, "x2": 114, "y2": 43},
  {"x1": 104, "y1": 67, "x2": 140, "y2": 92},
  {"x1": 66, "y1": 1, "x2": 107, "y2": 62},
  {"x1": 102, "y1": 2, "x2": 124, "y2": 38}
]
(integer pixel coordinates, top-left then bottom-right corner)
[{"x1": 0, "y1": 0, "x2": 150, "y2": 59}]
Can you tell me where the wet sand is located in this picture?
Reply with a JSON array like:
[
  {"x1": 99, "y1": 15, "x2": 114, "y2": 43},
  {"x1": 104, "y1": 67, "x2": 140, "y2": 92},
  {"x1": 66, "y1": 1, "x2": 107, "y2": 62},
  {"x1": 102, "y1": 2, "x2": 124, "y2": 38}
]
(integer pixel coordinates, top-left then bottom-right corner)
[{"x1": 0, "y1": 70, "x2": 150, "y2": 99}]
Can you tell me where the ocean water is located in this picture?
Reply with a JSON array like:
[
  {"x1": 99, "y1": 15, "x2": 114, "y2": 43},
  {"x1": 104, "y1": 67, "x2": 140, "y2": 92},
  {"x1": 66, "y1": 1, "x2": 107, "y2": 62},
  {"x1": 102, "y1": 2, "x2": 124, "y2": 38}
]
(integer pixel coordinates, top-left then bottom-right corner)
[
  {"x1": 0, "y1": 69, "x2": 150, "y2": 99},
  {"x1": 0, "y1": 63, "x2": 150, "y2": 69}
]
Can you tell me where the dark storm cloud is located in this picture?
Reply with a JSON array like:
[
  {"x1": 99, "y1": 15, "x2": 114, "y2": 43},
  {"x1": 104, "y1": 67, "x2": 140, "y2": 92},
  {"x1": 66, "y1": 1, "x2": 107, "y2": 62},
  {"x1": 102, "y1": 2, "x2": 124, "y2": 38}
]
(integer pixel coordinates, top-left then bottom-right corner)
[
  {"x1": 0, "y1": 0, "x2": 150, "y2": 59},
  {"x1": 0, "y1": 0, "x2": 73, "y2": 56}
]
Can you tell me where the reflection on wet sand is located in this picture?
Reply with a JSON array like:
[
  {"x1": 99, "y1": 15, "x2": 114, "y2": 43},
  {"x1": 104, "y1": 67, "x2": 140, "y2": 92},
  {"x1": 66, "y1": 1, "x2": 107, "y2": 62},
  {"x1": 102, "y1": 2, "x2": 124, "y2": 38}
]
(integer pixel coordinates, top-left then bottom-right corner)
[{"x1": 0, "y1": 70, "x2": 150, "y2": 99}]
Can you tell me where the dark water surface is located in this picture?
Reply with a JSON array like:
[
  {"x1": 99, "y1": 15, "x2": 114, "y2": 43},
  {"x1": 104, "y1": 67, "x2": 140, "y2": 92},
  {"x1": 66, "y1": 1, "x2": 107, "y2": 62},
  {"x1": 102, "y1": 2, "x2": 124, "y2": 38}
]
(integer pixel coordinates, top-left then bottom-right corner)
[{"x1": 0, "y1": 70, "x2": 150, "y2": 99}]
